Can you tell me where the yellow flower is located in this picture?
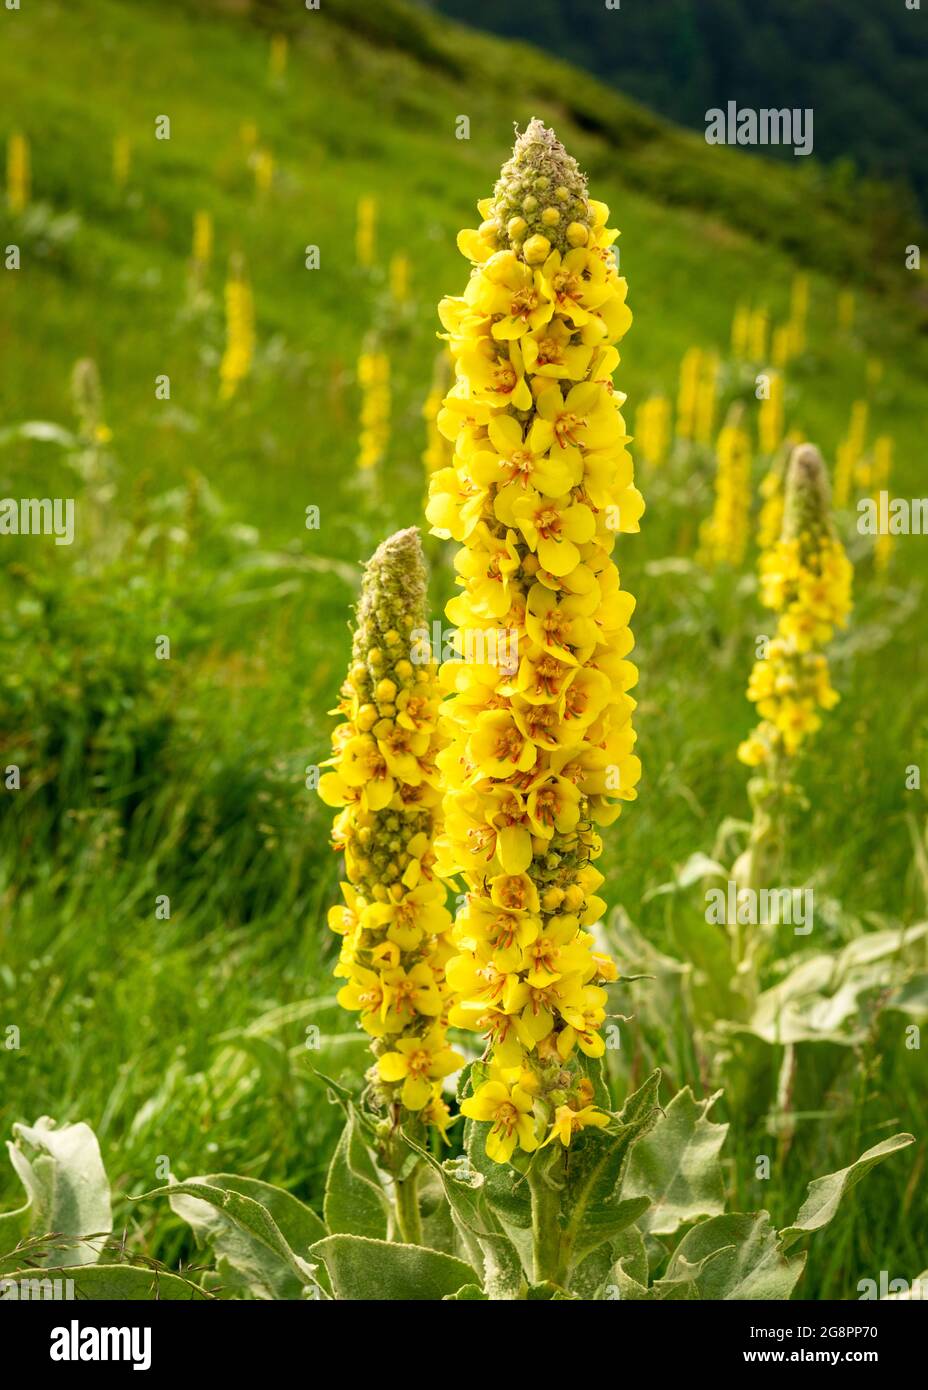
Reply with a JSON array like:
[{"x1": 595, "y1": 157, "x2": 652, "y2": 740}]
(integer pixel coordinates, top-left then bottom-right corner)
[
  {"x1": 543, "y1": 1103, "x2": 610, "y2": 1148},
  {"x1": 461, "y1": 1077, "x2": 538, "y2": 1163},
  {"x1": 378, "y1": 1027, "x2": 464, "y2": 1111}
]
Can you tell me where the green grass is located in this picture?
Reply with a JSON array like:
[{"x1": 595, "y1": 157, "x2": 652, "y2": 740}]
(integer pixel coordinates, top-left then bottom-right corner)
[{"x1": 0, "y1": 0, "x2": 925, "y2": 1298}]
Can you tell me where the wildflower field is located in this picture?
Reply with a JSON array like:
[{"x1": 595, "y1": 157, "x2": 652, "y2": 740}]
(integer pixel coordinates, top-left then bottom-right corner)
[{"x1": 1, "y1": 0, "x2": 926, "y2": 1307}]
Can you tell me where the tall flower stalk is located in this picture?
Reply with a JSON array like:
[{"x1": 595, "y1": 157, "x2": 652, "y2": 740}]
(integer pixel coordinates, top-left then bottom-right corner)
[
  {"x1": 737, "y1": 444, "x2": 852, "y2": 899},
  {"x1": 426, "y1": 119, "x2": 642, "y2": 1184},
  {"x1": 219, "y1": 255, "x2": 255, "y2": 400},
  {"x1": 357, "y1": 341, "x2": 391, "y2": 474},
  {"x1": 698, "y1": 407, "x2": 751, "y2": 569},
  {"x1": 6, "y1": 131, "x2": 30, "y2": 214},
  {"x1": 634, "y1": 392, "x2": 670, "y2": 468},
  {"x1": 318, "y1": 528, "x2": 460, "y2": 1234}
]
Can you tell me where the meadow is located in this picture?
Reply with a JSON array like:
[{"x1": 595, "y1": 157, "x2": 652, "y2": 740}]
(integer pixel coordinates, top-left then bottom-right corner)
[{"x1": 1, "y1": 0, "x2": 926, "y2": 1299}]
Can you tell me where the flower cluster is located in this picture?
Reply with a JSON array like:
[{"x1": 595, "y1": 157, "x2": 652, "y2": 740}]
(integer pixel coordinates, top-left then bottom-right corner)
[
  {"x1": 634, "y1": 393, "x2": 670, "y2": 468},
  {"x1": 422, "y1": 350, "x2": 453, "y2": 481},
  {"x1": 319, "y1": 528, "x2": 460, "y2": 1131},
  {"x1": 192, "y1": 210, "x2": 213, "y2": 269},
  {"x1": 833, "y1": 399, "x2": 868, "y2": 508},
  {"x1": 676, "y1": 347, "x2": 717, "y2": 445},
  {"x1": 425, "y1": 120, "x2": 642, "y2": 1160},
  {"x1": 739, "y1": 445, "x2": 852, "y2": 767},
  {"x1": 6, "y1": 130, "x2": 29, "y2": 215},
  {"x1": 758, "y1": 370, "x2": 784, "y2": 455},
  {"x1": 676, "y1": 347, "x2": 702, "y2": 442},
  {"x1": 698, "y1": 411, "x2": 752, "y2": 569},
  {"x1": 219, "y1": 256, "x2": 255, "y2": 400},
  {"x1": 357, "y1": 344, "x2": 391, "y2": 473},
  {"x1": 356, "y1": 194, "x2": 376, "y2": 268}
]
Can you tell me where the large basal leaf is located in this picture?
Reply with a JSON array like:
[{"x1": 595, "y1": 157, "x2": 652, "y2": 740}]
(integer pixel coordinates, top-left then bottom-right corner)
[
  {"x1": 729, "y1": 924, "x2": 928, "y2": 1047},
  {"x1": 324, "y1": 1108, "x2": 392, "y2": 1241},
  {"x1": 658, "y1": 1212, "x2": 806, "y2": 1300},
  {"x1": 780, "y1": 1133, "x2": 915, "y2": 1250},
  {"x1": 623, "y1": 1086, "x2": 728, "y2": 1235},
  {"x1": 143, "y1": 1179, "x2": 318, "y2": 1295},
  {"x1": 0, "y1": 1264, "x2": 213, "y2": 1300},
  {"x1": 6, "y1": 1118, "x2": 112, "y2": 1266},
  {"x1": 406, "y1": 1137, "x2": 525, "y2": 1298},
  {"x1": 311, "y1": 1234, "x2": 477, "y2": 1301},
  {"x1": 165, "y1": 1174, "x2": 326, "y2": 1299}
]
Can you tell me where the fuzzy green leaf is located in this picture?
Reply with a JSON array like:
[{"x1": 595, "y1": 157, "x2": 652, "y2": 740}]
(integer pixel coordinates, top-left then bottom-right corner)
[
  {"x1": 404, "y1": 1136, "x2": 524, "y2": 1297},
  {"x1": 6, "y1": 1118, "x2": 112, "y2": 1266},
  {"x1": 780, "y1": 1133, "x2": 915, "y2": 1250},
  {"x1": 166, "y1": 1174, "x2": 326, "y2": 1299},
  {"x1": 324, "y1": 1108, "x2": 392, "y2": 1241},
  {"x1": 658, "y1": 1212, "x2": 805, "y2": 1300},
  {"x1": 311, "y1": 1234, "x2": 477, "y2": 1301},
  {"x1": 623, "y1": 1086, "x2": 728, "y2": 1235},
  {"x1": 142, "y1": 1180, "x2": 317, "y2": 1294}
]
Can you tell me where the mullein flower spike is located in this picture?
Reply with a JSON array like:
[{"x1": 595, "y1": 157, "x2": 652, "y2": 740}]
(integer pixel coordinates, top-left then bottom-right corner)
[
  {"x1": 426, "y1": 119, "x2": 642, "y2": 1162},
  {"x1": 219, "y1": 256, "x2": 255, "y2": 400},
  {"x1": 698, "y1": 409, "x2": 752, "y2": 569},
  {"x1": 357, "y1": 344, "x2": 391, "y2": 473},
  {"x1": 318, "y1": 528, "x2": 460, "y2": 1134},
  {"x1": 6, "y1": 131, "x2": 30, "y2": 214},
  {"x1": 739, "y1": 444, "x2": 852, "y2": 769}
]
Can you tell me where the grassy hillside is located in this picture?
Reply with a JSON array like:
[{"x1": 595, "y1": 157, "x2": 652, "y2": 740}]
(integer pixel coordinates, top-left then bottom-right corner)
[{"x1": 1, "y1": 0, "x2": 925, "y2": 1297}]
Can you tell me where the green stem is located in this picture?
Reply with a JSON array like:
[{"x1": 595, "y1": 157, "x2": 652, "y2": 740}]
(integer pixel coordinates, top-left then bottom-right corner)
[
  {"x1": 394, "y1": 1166, "x2": 423, "y2": 1245},
  {"x1": 528, "y1": 1160, "x2": 568, "y2": 1287}
]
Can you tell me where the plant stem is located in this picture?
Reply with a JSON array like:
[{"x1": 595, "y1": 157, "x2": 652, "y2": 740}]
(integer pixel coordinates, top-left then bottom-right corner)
[
  {"x1": 528, "y1": 1161, "x2": 567, "y2": 1287},
  {"x1": 394, "y1": 1165, "x2": 422, "y2": 1245}
]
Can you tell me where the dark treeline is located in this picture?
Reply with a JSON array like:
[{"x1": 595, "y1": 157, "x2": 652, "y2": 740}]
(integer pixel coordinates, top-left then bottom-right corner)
[{"x1": 426, "y1": 0, "x2": 928, "y2": 208}]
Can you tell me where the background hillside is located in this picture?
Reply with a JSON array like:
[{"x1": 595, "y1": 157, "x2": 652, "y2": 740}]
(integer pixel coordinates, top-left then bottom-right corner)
[
  {"x1": 1, "y1": 0, "x2": 925, "y2": 1298},
  {"x1": 427, "y1": 0, "x2": 928, "y2": 213}
]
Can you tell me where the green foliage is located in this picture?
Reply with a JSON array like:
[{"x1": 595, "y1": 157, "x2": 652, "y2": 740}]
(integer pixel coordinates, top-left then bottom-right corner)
[
  {"x1": 624, "y1": 1087, "x2": 728, "y2": 1236},
  {"x1": 143, "y1": 1178, "x2": 319, "y2": 1296},
  {"x1": 2, "y1": 1265, "x2": 213, "y2": 1300},
  {"x1": 164, "y1": 1174, "x2": 327, "y2": 1298},
  {"x1": 3, "y1": 1118, "x2": 111, "y2": 1267},
  {"x1": 1, "y1": 0, "x2": 926, "y2": 1300},
  {"x1": 310, "y1": 1234, "x2": 477, "y2": 1301},
  {"x1": 1, "y1": 1091, "x2": 911, "y2": 1299}
]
